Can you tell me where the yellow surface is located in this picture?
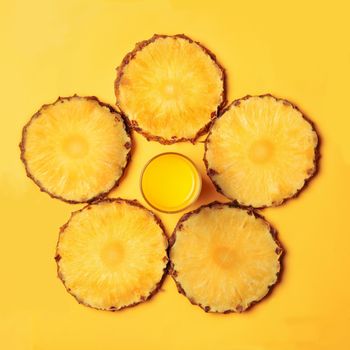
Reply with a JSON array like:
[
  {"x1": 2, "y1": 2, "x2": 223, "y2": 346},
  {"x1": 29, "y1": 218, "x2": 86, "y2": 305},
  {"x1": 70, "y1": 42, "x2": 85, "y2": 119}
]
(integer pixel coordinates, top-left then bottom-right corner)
[
  {"x1": 141, "y1": 153, "x2": 201, "y2": 212},
  {"x1": 0, "y1": 0, "x2": 349, "y2": 349}
]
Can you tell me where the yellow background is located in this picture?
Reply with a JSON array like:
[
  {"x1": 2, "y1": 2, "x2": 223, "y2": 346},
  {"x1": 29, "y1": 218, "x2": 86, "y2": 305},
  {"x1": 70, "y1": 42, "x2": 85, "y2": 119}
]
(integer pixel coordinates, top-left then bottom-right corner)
[{"x1": 1, "y1": 0, "x2": 349, "y2": 349}]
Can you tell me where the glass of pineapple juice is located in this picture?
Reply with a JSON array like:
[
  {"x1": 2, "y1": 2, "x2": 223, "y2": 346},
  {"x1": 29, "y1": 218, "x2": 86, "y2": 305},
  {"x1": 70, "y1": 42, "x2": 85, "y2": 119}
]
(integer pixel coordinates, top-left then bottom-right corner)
[{"x1": 140, "y1": 153, "x2": 202, "y2": 213}]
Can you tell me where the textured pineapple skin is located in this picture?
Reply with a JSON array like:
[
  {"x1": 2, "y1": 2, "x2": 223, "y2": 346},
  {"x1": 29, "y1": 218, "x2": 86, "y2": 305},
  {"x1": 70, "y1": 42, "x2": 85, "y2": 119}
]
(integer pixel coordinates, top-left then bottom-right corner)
[
  {"x1": 55, "y1": 198, "x2": 169, "y2": 311},
  {"x1": 204, "y1": 94, "x2": 320, "y2": 209},
  {"x1": 169, "y1": 201, "x2": 283, "y2": 313},
  {"x1": 20, "y1": 95, "x2": 132, "y2": 204},
  {"x1": 115, "y1": 34, "x2": 227, "y2": 144}
]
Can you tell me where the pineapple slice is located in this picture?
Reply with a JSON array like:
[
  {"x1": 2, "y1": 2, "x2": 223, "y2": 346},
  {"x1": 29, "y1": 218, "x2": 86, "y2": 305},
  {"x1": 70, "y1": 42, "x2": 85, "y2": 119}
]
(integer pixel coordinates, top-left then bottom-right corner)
[
  {"x1": 169, "y1": 202, "x2": 283, "y2": 313},
  {"x1": 205, "y1": 95, "x2": 319, "y2": 207},
  {"x1": 115, "y1": 34, "x2": 225, "y2": 144},
  {"x1": 56, "y1": 198, "x2": 168, "y2": 311},
  {"x1": 20, "y1": 96, "x2": 131, "y2": 203}
]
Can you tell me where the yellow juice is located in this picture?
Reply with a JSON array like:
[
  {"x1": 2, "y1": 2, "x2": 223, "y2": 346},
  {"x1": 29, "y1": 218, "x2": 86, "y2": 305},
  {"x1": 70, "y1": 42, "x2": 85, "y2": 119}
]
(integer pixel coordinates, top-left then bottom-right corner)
[{"x1": 141, "y1": 153, "x2": 202, "y2": 213}]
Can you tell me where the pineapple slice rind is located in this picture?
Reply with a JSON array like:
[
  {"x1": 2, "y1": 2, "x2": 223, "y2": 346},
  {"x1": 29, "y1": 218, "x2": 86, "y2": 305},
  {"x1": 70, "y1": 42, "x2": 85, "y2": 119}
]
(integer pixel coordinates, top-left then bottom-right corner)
[
  {"x1": 205, "y1": 94, "x2": 319, "y2": 208},
  {"x1": 169, "y1": 202, "x2": 283, "y2": 313},
  {"x1": 115, "y1": 34, "x2": 225, "y2": 144},
  {"x1": 56, "y1": 198, "x2": 168, "y2": 311}
]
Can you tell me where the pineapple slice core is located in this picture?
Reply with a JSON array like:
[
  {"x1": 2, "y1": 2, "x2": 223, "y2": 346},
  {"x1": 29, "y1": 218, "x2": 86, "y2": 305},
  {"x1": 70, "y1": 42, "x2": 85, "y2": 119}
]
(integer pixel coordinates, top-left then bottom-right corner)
[
  {"x1": 56, "y1": 199, "x2": 168, "y2": 311},
  {"x1": 100, "y1": 241, "x2": 125, "y2": 271},
  {"x1": 205, "y1": 95, "x2": 318, "y2": 207},
  {"x1": 212, "y1": 246, "x2": 236, "y2": 269},
  {"x1": 170, "y1": 203, "x2": 282, "y2": 313},
  {"x1": 249, "y1": 139, "x2": 274, "y2": 163},
  {"x1": 62, "y1": 134, "x2": 90, "y2": 159}
]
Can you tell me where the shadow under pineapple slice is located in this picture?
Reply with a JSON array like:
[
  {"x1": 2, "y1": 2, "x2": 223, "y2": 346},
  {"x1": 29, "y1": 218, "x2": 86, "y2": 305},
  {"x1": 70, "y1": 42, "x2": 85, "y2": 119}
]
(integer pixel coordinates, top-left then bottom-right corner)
[
  {"x1": 55, "y1": 198, "x2": 168, "y2": 311},
  {"x1": 169, "y1": 202, "x2": 283, "y2": 313},
  {"x1": 204, "y1": 94, "x2": 319, "y2": 208},
  {"x1": 115, "y1": 34, "x2": 226, "y2": 144},
  {"x1": 20, "y1": 96, "x2": 131, "y2": 203}
]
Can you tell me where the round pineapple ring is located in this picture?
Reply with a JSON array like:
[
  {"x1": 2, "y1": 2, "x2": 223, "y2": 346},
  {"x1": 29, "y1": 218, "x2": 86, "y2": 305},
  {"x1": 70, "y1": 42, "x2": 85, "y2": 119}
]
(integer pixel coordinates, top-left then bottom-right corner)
[
  {"x1": 56, "y1": 199, "x2": 168, "y2": 311},
  {"x1": 20, "y1": 96, "x2": 131, "y2": 203},
  {"x1": 205, "y1": 95, "x2": 319, "y2": 208},
  {"x1": 115, "y1": 34, "x2": 225, "y2": 144},
  {"x1": 169, "y1": 202, "x2": 283, "y2": 313}
]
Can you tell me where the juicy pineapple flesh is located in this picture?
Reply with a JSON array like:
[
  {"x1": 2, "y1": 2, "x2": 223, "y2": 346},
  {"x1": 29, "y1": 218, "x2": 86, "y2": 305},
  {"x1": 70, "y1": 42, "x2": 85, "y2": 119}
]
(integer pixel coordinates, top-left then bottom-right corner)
[
  {"x1": 205, "y1": 95, "x2": 318, "y2": 207},
  {"x1": 22, "y1": 96, "x2": 130, "y2": 202},
  {"x1": 116, "y1": 36, "x2": 224, "y2": 141},
  {"x1": 56, "y1": 200, "x2": 168, "y2": 310},
  {"x1": 170, "y1": 204, "x2": 282, "y2": 313}
]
